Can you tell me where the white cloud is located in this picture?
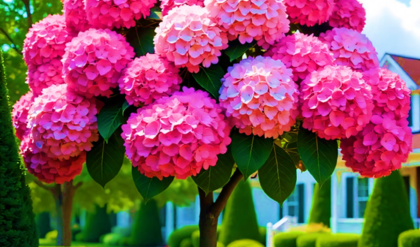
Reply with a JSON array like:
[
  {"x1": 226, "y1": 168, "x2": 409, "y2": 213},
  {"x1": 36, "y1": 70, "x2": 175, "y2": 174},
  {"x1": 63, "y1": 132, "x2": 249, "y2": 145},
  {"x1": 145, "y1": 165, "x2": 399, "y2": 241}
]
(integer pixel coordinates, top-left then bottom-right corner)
[{"x1": 359, "y1": 0, "x2": 420, "y2": 59}]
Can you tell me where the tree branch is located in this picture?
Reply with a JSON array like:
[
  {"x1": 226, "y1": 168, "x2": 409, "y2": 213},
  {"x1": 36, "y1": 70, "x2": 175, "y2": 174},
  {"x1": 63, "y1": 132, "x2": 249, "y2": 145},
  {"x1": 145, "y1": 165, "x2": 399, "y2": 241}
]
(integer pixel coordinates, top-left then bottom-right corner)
[
  {"x1": 21, "y1": 0, "x2": 32, "y2": 28},
  {"x1": 0, "y1": 28, "x2": 22, "y2": 55},
  {"x1": 211, "y1": 169, "x2": 243, "y2": 217},
  {"x1": 33, "y1": 179, "x2": 55, "y2": 192},
  {"x1": 74, "y1": 182, "x2": 83, "y2": 190}
]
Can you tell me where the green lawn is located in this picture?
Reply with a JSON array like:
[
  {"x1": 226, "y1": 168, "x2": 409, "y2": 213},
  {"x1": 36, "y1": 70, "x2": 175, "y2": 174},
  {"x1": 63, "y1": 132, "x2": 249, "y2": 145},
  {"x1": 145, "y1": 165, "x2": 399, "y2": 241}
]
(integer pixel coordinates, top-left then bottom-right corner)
[{"x1": 39, "y1": 238, "x2": 120, "y2": 247}]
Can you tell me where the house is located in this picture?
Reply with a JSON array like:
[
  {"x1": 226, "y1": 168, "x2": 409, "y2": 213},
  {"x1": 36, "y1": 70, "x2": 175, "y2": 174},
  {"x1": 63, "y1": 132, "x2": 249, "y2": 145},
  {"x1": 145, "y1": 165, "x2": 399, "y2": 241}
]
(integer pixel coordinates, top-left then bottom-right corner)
[{"x1": 115, "y1": 54, "x2": 420, "y2": 241}]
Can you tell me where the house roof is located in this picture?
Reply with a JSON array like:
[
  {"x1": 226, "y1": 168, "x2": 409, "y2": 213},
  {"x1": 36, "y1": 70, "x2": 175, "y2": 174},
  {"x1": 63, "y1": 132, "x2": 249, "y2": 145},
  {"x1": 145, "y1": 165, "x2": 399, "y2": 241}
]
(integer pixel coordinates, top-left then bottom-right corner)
[{"x1": 386, "y1": 53, "x2": 420, "y2": 86}]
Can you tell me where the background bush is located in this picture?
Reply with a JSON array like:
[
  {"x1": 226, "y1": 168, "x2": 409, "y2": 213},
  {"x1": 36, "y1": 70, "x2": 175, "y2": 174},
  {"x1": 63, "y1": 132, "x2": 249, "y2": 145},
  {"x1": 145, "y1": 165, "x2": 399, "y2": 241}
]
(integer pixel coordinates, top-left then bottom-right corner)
[
  {"x1": 227, "y1": 239, "x2": 265, "y2": 247},
  {"x1": 297, "y1": 233, "x2": 329, "y2": 247},
  {"x1": 316, "y1": 234, "x2": 359, "y2": 247},
  {"x1": 308, "y1": 178, "x2": 331, "y2": 227},
  {"x1": 75, "y1": 204, "x2": 112, "y2": 242},
  {"x1": 274, "y1": 232, "x2": 304, "y2": 247},
  {"x1": 398, "y1": 229, "x2": 420, "y2": 247},
  {"x1": 168, "y1": 225, "x2": 199, "y2": 247}
]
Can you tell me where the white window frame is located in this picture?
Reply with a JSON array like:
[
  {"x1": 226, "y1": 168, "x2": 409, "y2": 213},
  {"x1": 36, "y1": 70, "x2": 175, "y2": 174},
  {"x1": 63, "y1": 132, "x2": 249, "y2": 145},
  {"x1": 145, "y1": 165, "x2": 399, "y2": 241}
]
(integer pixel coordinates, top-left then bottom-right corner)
[{"x1": 341, "y1": 174, "x2": 373, "y2": 219}]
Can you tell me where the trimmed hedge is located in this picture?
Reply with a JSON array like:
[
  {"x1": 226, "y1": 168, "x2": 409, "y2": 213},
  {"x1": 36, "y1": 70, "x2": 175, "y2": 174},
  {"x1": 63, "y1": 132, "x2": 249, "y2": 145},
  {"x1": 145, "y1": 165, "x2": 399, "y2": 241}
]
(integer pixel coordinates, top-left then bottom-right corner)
[
  {"x1": 227, "y1": 239, "x2": 264, "y2": 247},
  {"x1": 297, "y1": 233, "x2": 329, "y2": 247},
  {"x1": 274, "y1": 232, "x2": 304, "y2": 247},
  {"x1": 0, "y1": 50, "x2": 38, "y2": 247},
  {"x1": 180, "y1": 238, "x2": 194, "y2": 247},
  {"x1": 259, "y1": 227, "x2": 267, "y2": 245},
  {"x1": 359, "y1": 170, "x2": 414, "y2": 247},
  {"x1": 36, "y1": 212, "x2": 52, "y2": 238},
  {"x1": 219, "y1": 180, "x2": 261, "y2": 246},
  {"x1": 308, "y1": 178, "x2": 331, "y2": 227},
  {"x1": 399, "y1": 229, "x2": 420, "y2": 247},
  {"x1": 168, "y1": 225, "x2": 199, "y2": 247},
  {"x1": 316, "y1": 234, "x2": 359, "y2": 247},
  {"x1": 192, "y1": 230, "x2": 224, "y2": 247},
  {"x1": 75, "y1": 204, "x2": 112, "y2": 242}
]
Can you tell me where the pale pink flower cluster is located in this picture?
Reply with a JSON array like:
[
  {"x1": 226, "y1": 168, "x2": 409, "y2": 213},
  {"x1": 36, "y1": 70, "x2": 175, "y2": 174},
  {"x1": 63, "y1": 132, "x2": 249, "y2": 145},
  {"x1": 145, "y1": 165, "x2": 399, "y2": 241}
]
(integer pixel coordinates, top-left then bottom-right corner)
[
  {"x1": 154, "y1": 5, "x2": 228, "y2": 73},
  {"x1": 85, "y1": 0, "x2": 157, "y2": 29},
  {"x1": 301, "y1": 65, "x2": 373, "y2": 140},
  {"x1": 328, "y1": 0, "x2": 366, "y2": 33},
  {"x1": 23, "y1": 15, "x2": 73, "y2": 96},
  {"x1": 319, "y1": 27, "x2": 379, "y2": 72},
  {"x1": 161, "y1": 0, "x2": 205, "y2": 16},
  {"x1": 12, "y1": 91, "x2": 34, "y2": 141},
  {"x1": 205, "y1": 0, "x2": 290, "y2": 49},
  {"x1": 341, "y1": 68, "x2": 412, "y2": 177},
  {"x1": 21, "y1": 137, "x2": 86, "y2": 184},
  {"x1": 119, "y1": 54, "x2": 182, "y2": 106},
  {"x1": 219, "y1": 56, "x2": 299, "y2": 138},
  {"x1": 27, "y1": 84, "x2": 99, "y2": 161},
  {"x1": 122, "y1": 87, "x2": 232, "y2": 179},
  {"x1": 62, "y1": 0, "x2": 91, "y2": 35},
  {"x1": 341, "y1": 119, "x2": 412, "y2": 178},
  {"x1": 62, "y1": 29, "x2": 134, "y2": 98},
  {"x1": 265, "y1": 33, "x2": 335, "y2": 82},
  {"x1": 284, "y1": 0, "x2": 335, "y2": 27}
]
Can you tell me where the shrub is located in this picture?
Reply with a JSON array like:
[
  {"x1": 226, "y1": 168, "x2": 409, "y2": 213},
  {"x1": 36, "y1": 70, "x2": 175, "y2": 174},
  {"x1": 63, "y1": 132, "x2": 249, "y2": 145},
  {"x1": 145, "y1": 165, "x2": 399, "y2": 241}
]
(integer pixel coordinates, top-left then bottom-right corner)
[
  {"x1": 75, "y1": 204, "x2": 112, "y2": 242},
  {"x1": 168, "y1": 225, "x2": 199, "y2": 247},
  {"x1": 274, "y1": 232, "x2": 304, "y2": 247},
  {"x1": 45, "y1": 230, "x2": 58, "y2": 240},
  {"x1": 399, "y1": 229, "x2": 420, "y2": 247},
  {"x1": 259, "y1": 227, "x2": 267, "y2": 245},
  {"x1": 0, "y1": 50, "x2": 38, "y2": 247},
  {"x1": 125, "y1": 199, "x2": 163, "y2": 246},
  {"x1": 316, "y1": 234, "x2": 359, "y2": 247},
  {"x1": 297, "y1": 233, "x2": 329, "y2": 247},
  {"x1": 359, "y1": 170, "x2": 414, "y2": 247},
  {"x1": 308, "y1": 178, "x2": 331, "y2": 227},
  {"x1": 36, "y1": 212, "x2": 52, "y2": 238},
  {"x1": 181, "y1": 238, "x2": 194, "y2": 247},
  {"x1": 219, "y1": 180, "x2": 261, "y2": 246},
  {"x1": 191, "y1": 230, "x2": 200, "y2": 247},
  {"x1": 227, "y1": 239, "x2": 265, "y2": 247}
]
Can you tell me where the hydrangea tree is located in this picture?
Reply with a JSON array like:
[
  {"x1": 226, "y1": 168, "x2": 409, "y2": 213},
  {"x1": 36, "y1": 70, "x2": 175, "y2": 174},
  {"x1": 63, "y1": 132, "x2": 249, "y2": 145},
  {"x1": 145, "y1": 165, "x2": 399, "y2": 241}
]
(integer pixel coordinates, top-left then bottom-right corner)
[{"x1": 13, "y1": 0, "x2": 413, "y2": 246}]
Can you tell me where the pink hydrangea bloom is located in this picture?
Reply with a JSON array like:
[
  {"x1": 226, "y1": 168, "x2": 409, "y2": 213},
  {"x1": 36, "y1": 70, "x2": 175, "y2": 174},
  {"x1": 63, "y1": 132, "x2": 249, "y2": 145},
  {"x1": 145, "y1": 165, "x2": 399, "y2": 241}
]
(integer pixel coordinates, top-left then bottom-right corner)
[
  {"x1": 284, "y1": 0, "x2": 335, "y2": 27},
  {"x1": 219, "y1": 56, "x2": 299, "y2": 138},
  {"x1": 154, "y1": 5, "x2": 228, "y2": 73},
  {"x1": 362, "y1": 68, "x2": 411, "y2": 120},
  {"x1": 161, "y1": 0, "x2": 204, "y2": 16},
  {"x1": 341, "y1": 118, "x2": 412, "y2": 178},
  {"x1": 23, "y1": 15, "x2": 73, "y2": 96},
  {"x1": 205, "y1": 0, "x2": 290, "y2": 49},
  {"x1": 301, "y1": 65, "x2": 373, "y2": 140},
  {"x1": 329, "y1": 0, "x2": 366, "y2": 33},
  {"x1": 118, "y1": 54, "x2": 182, "y2": 107},
  {"x1": 85, "y1": 0, "x2": 157, "y2": 29},
  {"x1": 27, "y1": 84, "x2": 99, "y2": 161},
  {"x1": 319, "y1": 27, "x2": 379, "y2": 72},
  {"x1": 12, "y1": 91, "x2": 34, "y2": 141},
  {"x1": 122, "y1": 87, "x2": 232, "y2": 180},
  {"x1": 62, "y1": 0, "x2": 91, "y2": 35},
  {"x1": 21, "y1": 136, "x2": 85, "y2": 184},
  {"x1": 265, "y1": 32, "x2": 335, "y2": 82},
  {"x1": 62, "y1": 29, "x2": 134, "y2": 98}
]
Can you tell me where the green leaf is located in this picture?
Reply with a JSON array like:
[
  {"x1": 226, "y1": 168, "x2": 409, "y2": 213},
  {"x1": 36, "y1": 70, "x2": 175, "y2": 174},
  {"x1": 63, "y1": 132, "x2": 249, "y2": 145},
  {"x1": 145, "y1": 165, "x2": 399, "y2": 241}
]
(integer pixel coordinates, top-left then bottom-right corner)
[
  {"x1": 230, "y1": 130, "x2": 273, "y2": 179},
  {"x1": 122, "y1": 100, "x2": 130, "y2": 114},
  {"x1": 127, "y1": 26, "x2": 155, "y2": 57},
  {"x1": 192, "y1": 64, "x2": 225, "y2": 99},
  {"x1": 259, "y1": 144, "x2": 297, "y2": 205},
  {"x1": 192, "y1": 148, "x2": 235, "y2": 195},
  {"x1": 86, "y1": 129, "x2": 125, "y2": 188},
  {"x1": 97, "y1": 97, "x2": 125, "y2": 142},
  {"x1": 224, "y1": 40, "x2": 256, "y2": 62},
  {"x1": 297, "y1": 126, "x2": 338, "y2": 185},
  {"x1": 132, "y1": 166, "x2": 174, "y2": 202}
]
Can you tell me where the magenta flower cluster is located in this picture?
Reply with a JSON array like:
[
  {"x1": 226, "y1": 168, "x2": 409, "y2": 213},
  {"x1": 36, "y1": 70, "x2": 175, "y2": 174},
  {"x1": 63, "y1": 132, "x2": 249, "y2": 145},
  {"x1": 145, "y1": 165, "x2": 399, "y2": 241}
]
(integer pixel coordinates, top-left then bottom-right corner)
[
  {"x1": 219, "y1": 56, "x2": 299, "y2": 138},
  {"x1": 118, "y1": 54, "x2": 182, "y2": 106},
  {"x1": 154, "y1": 5, "x2": 228, "y2": 73},
  {"x1": 15, "y1": 0, "x2": 411, "y2": 182},
  {"x1": 62, "y1": 29, "x2": 135, "y2": 98},
  {"x1": 122, "y1": 87, "x2": 232, "y2": 179}
]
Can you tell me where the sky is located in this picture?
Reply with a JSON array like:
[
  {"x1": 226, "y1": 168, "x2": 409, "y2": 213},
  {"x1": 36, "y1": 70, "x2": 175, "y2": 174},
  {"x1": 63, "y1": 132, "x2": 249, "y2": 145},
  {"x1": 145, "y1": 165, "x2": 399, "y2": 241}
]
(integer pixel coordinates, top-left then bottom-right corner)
[{"x1": 360, "y1": 0, "x2": 420, "y2": 59}]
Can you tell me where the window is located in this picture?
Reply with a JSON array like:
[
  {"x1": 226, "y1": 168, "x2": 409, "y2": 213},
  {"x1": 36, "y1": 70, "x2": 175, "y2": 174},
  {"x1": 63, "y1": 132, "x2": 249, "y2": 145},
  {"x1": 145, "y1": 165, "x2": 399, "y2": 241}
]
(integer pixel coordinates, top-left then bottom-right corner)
[
  {"x1": 408, "y1": 101, "x2": 413, "y2": 127},
  {"x1": 346, "y1": 177, "x2": 369, "y2": 218},
  {"x1": 284, "y1": 184, "x2": 305, "y2": 223}
]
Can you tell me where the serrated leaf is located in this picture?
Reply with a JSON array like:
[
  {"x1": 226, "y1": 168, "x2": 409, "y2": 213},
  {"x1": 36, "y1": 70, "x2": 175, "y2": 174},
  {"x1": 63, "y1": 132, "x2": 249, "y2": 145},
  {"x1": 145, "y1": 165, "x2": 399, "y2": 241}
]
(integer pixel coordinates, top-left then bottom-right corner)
[
  {"x1": 192, "y1": 64, "x2": 224, "y2": 99},
  {"x1": 97, "y1": 97, "x2": 125, "y2": 142},
  {"x1": 192, "y1": 148, "x2": 235, "y2": 195},
  {"x1": 231, "y1": 130, "x2": 273, "y2": 179},
  {"x1": 86, "y1": 129, "x2": 125, "y2": 188},
  {"x1": 259, "y1": 144, "x2": 297, "y2": 204},
  {"x1": 224, "y1": 40, "x2": 256, "y2": 62},
  {"x1": 132, "y1": 166, "x2": 174, "y2": 202},
  {"x1": 297, "y1": 126, "x2": 338, "y2": 185}
]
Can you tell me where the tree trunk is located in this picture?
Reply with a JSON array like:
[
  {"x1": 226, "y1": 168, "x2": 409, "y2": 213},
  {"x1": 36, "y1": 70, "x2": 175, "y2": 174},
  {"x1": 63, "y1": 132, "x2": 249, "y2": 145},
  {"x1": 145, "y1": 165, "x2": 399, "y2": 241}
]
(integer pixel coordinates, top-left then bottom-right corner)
[
  {"x1": 53, "y1": 185, "x2": 64, "y2": 246},
  {"x1": 199, "y1": 191, "x2": 218, "y2": 247},
  {"x1": 62, "y1": 181, "x2": 76, "y2": 246}
]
